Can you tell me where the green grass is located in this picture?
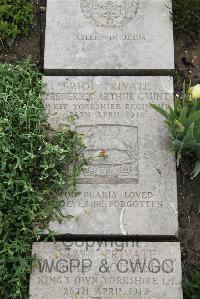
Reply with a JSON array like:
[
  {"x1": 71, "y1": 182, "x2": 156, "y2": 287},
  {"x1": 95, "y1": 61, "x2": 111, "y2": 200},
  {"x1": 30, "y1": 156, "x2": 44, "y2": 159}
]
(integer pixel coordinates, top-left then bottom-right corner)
[
  {"x1": 173, "y1": 0, "x2": 200, "y2": 34},
  {"x1": 0, "y1": 0, "x2": 35, "y2": 46},
  {"x1": 183, "y1": 267, "x2": 200, "y2": 299},
  {"x1": 0, "y1": 59, "x2": 87, "y2": 298}
]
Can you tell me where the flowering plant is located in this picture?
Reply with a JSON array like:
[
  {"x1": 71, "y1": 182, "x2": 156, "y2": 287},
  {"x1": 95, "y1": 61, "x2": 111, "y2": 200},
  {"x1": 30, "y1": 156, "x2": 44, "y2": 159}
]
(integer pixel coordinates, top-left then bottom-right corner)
[
  {"x1": 151, "y1": 83, "x2": 200, "y2": 178},
  {"x1": 189, "y1": 84, "x2": 200, "y2": 100}
]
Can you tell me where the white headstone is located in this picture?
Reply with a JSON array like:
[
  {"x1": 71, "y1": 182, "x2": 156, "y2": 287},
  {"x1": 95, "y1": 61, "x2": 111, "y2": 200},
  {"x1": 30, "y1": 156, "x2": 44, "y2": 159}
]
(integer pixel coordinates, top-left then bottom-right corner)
[
  {"x1": 42, "y1": 76, "x2": 178, "y2": 237},
  {"x1": 44, "y1": 0, "x2": 174, "y2": 74},
  {"x1": 29, "y1": 241, "x2": 183, "y2": 298}
]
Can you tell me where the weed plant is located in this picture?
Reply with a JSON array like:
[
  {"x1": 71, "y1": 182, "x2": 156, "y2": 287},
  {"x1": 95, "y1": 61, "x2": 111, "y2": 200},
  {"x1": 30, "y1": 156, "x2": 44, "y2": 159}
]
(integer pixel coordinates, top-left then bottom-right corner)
[
  {"x1": 183, "y1": 267, "x2": 200, "y2": 299},
  {"x1": 0, "y1": 59, "x2": 87, "y2": 298},
  {"x1": 0, "y1": 0, "x2": 34, "y2": 46},
  {"x1": 151, "y1": 83, "x2": 200, "y2": 177}
]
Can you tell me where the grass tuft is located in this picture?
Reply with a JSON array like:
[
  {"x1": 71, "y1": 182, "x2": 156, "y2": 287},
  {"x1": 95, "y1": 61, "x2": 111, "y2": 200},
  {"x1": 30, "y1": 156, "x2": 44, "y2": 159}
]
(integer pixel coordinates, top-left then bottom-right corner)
[{"x1": 183, "y1": 267, "x2": 200, "y2": 299}]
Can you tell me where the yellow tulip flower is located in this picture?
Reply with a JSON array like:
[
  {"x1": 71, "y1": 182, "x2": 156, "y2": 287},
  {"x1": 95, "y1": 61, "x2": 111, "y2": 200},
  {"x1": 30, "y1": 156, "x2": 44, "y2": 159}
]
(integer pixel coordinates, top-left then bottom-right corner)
[{"x1": 189, "y1": 84, "x2": 200, "y2": 99}]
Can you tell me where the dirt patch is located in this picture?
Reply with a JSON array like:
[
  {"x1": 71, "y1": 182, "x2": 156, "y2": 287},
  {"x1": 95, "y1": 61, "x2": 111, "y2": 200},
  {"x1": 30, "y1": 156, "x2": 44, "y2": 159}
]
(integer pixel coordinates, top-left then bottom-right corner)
[
  {"x1": 177, "y1": 158, "x2": 200, "y2": 270},
  {"x1": 175, "y1": 33, "x2": 200, "y2": 85}
]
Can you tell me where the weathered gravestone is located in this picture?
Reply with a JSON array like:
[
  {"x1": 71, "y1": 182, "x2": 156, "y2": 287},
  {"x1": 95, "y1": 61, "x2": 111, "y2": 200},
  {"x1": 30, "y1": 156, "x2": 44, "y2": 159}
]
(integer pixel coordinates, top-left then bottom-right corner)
[
  {"x1": 42, "y1": 76, "x2": 178, "y2": 237},
  {"x1": 44, "y1": 0, "x2": 174, "y2": 74},
  {"x1": 29, "y1": 241, "x2": 183, "y2": 298}
]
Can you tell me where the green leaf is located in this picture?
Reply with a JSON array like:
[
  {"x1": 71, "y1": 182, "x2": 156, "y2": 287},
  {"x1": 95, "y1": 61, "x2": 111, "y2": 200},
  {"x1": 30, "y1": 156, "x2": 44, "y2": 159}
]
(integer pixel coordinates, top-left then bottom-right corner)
[
  {"x1": 179, "y1": 106, "x2": 188, "y2": 124},
  {"x1": 182, "y1": 123, "x2": 195, "y2": 145},
  {"x1": 173, "y1": 139, "x2": 183, "y2": 165},
  {"x1": 192, "y1": 160, "x2": 200, "y2": 178},
  {"x1": 185, "y1": 110, "x2": 200, "y2": 128},
  {"x1": 191, "y1": 100, "x2": 198, "y2": 114},
  {"x1": 169, "y1": 105, "x2": 177, "y2": 121},
  {"x1": 173, "y1": 139, "x2": 184, "y2": 150},
  {"x1": 150, "y1": 103, "x2": 169, "y2": 119}
]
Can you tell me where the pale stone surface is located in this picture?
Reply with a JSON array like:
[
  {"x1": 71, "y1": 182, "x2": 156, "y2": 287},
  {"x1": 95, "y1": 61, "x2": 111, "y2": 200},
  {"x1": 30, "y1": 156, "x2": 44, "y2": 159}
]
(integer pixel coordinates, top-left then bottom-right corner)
[
  {"x1": 42, "y1": 76, "x2": 178, "y2": 237},
  {"x1": 44, "y1": 0, "x2": 174, "y2": 74},
  {"x1": 29, "y1": 242, "x2": 183, "y2": 299}
]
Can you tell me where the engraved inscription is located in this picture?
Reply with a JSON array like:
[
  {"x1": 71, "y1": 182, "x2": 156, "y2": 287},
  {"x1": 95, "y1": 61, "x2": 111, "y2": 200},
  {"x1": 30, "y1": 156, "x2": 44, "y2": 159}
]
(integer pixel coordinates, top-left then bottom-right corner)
[
  {"x1": 78, "y1": 124, "x2": 139, "y2": 184},
  {"x1": 80, "y1": 0, "x2": 139, "y2": 27},
  {"x1": 30, "y1": 243, "x2": 182, "y2": 299}
]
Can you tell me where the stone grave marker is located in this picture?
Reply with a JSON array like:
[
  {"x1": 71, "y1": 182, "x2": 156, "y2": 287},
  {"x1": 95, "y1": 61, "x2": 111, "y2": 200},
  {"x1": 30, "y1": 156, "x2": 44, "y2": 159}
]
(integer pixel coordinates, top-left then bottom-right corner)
[
  {"x1": 29, "y1": 241, "x2": 183, "y2": 298},
  {"x1": 29, "y1": 0, "x2": 184, "y2": 297},
  {"x1": 44, "y1": 0, "x2": 174, "y2": 74},
  {"x1": 42, "y1": 76, "x2": 178, "y2": 237}
]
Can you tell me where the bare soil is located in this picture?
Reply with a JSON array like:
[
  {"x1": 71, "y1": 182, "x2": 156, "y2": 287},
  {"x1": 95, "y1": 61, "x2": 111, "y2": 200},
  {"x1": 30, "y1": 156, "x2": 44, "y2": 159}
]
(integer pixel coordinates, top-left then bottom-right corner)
[
  {"x1": 175, "y1": 33, "x2": 200, "y2": 85},
  {"x1": 178, "y1": 158, "x2": 200, "y2": 270}
]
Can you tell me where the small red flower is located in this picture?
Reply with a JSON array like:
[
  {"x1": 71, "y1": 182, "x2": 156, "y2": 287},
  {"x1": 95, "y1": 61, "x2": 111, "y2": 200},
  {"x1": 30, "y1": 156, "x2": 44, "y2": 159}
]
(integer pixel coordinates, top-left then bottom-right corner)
[{"x1": 99, "y1": 149, "x2": 107, "y2": 158}]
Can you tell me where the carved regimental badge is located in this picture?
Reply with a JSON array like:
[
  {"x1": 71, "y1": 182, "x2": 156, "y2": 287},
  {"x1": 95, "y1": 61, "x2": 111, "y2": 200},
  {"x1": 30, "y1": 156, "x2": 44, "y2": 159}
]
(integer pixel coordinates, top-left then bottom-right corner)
[
  {"x1": 80, "y1": 0, "x2": 139, "y2": 27},
  {"x1": 78, "y1": 124, "x2": 139, "y2": 184}
]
